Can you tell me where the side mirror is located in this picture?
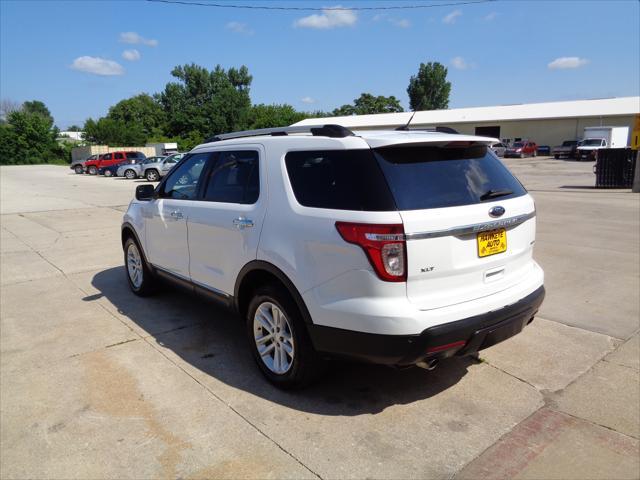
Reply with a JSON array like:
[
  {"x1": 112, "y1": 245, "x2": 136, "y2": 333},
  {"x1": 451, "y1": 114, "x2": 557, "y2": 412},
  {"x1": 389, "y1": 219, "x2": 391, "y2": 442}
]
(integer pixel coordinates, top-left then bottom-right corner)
[{"x1": 136, "y1": 184, "x2": 156, "y2": 201}]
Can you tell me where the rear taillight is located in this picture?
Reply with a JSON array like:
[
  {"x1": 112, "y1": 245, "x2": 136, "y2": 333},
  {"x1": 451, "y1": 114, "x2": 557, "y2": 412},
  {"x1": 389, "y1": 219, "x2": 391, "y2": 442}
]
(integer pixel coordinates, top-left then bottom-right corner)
[{"x1": 335, "y1": 222, "x2": 406, "y2": 282}]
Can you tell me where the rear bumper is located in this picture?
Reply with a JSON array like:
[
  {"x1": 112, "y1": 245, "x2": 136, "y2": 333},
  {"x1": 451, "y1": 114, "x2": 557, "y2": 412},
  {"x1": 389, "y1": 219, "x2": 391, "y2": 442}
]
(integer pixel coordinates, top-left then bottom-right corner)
[{"x1": 308, "y1": 286, "x2": 545, "y2": 366}]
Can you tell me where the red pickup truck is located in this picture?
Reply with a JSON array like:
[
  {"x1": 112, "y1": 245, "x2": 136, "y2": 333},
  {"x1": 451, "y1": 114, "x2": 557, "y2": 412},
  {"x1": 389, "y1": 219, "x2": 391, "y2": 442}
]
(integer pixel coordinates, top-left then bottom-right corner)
[{"x1": 84, "y1": 151, "x2": 146, "y2": 175}]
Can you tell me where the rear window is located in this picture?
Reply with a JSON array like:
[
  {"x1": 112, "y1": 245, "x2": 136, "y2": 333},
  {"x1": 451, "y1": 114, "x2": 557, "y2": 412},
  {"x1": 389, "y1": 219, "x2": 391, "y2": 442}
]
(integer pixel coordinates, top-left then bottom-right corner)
[
  {"x1": 285, "y1": 150, "x2": 395, "y2": 211},
  {"x1": 373, "y1": 145, "x2": 527, "y2": 210},
  {"x1": 512, "y1": 142, "x2": 524, "y2": 148}
]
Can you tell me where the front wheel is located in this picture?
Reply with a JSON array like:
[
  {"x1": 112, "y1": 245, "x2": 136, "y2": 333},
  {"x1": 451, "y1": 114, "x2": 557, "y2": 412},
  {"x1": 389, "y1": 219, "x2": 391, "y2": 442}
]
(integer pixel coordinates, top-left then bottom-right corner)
[
  {"x1": 124, "y1": 237, "x2": 156, "y2": 296},
  {"x1": 104, "y1": 169, "x2": 113, "y2": 177},
  {"x1": 247, "y1": 285, "x2": 324, "y2": 389},
  {"x1": 74, "y1": 165, "x2": 83, "y2": 174},
  {"x1": 125, "y1": 169, "x2": 137, "y2": 180},
  {"x1": 146, "y1": 169, "x2": 160, "y2": 182},
  {"x1": 88, "y1": 166, "x2": 97, "y2": 175}
]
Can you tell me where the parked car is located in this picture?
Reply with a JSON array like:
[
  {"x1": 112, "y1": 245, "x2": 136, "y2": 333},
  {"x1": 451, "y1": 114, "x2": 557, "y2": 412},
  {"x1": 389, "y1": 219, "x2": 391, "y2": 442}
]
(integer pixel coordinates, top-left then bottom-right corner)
[
  {"x1": 536, "y1": 145, "x2": 551, "y2": 156},
  {"x1": 141, "y1": 153, "x2": 184, "y2": 181},
  {"x1": 504, "y1": 141, "x2": 537, "y2": 158},
  {"x1": 552, "y1": 140, "x2": 579, "y2": 159},
  {"x1": 71, "y1": 154, "x2": 98, "y2": 174},
  {"x1": 100, "y1": 158, "x2": 147, "y2": 177},
  {"x1": 490, "y1": 142, "x2": 507, "y2": 157},
  {"x1": 122, "y1": 125, "x2": 545, "y2": 388},
  {"x1": 576, "y1": 138, "x2": 607, "y2": 161},
  {"x1": 117, "y1": 156, "x2": 167, "y2": 179},
  {"x1": 84, "y1": 151, "x2": 146, "y2": 175}
]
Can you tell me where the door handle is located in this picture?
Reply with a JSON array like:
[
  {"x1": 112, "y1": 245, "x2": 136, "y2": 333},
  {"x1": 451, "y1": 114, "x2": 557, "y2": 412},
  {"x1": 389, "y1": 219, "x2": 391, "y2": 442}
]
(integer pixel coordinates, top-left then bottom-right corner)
[
  {"x1": 233, "y1": 217, "x2": 254, "y2": 229},
  {"x1": 170, "y1": 210, "x2": 184, "y2": 219}
]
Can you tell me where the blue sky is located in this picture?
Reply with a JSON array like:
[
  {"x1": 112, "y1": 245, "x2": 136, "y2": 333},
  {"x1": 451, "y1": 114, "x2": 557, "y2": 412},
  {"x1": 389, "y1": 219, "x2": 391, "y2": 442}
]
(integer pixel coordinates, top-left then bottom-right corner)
[{"x1": 1, "y1": 0, "x2": 638, "y2": 129}]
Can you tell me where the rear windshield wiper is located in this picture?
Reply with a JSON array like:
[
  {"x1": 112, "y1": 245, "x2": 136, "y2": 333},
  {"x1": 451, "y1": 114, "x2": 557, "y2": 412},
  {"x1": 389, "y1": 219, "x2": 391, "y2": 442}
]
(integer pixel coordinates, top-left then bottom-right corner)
[{"x1": 480, "y1": 189, "x2": 513, "y2": 201}]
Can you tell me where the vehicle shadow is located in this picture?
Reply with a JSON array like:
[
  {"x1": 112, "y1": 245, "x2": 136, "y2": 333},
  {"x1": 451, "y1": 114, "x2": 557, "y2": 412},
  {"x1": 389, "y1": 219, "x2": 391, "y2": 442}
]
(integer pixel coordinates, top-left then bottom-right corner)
[{"x1": 89, "y1": 266, "x2": 475, "y2": 416}]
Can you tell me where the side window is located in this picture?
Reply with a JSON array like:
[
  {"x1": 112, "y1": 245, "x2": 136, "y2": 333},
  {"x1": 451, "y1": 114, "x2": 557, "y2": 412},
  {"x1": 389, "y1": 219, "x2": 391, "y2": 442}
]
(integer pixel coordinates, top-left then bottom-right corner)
[
  {"x1": 115, "y1": 152, "x2": 124, "y2": 160},
  {"x1": 103, "y1": 153, "x2": 112, "y2": 160},
  {"x1": 203, "y1": 151, "x2": 259, "y2": 204},
  {"x1": 160, "y1": 153, "x2": 210, "y2": 200},
  {"x1": 285, "y1": 150, "x2": 395, "y2": 211}
]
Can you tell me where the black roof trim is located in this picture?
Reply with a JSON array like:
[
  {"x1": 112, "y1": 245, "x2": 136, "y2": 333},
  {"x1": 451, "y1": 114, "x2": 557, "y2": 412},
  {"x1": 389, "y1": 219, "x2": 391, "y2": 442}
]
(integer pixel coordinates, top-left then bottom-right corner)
[
  {"x1": 395, "y1": 126, "x2": 460, "y2": 134},
  {"x1": 205, "y1": 124, "x2": 354, "y2": 143}
]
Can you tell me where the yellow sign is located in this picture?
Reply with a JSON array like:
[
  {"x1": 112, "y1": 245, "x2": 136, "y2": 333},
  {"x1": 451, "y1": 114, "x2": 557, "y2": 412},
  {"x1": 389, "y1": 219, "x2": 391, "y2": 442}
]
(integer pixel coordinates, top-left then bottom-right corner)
[
  {"x1": 477, "y1": 229, "x2": 507, "y2": 258},
  {"x1": 632, "y1": 114, "x2": 640, "y2": 150}
]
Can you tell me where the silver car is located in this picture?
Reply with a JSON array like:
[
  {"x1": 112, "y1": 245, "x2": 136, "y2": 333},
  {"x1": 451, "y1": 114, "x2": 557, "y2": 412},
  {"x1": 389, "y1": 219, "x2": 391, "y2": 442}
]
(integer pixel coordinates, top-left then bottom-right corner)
[
  {"x1": 490, "y1": 142, "x2": 507, "y2": 157},
  {"x1": 141, "y1": 153, "x2": 185, "y2": 181},
  {"x1": 117, "y1": 156, "x2": 166, "y2": 179}
]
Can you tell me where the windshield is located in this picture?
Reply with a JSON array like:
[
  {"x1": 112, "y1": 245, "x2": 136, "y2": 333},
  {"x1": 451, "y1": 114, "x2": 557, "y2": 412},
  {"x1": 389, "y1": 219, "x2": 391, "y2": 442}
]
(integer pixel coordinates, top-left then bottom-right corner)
[
  {"x1": 374, "y1": 145, "x2": 527, "y2": 210},
  {"x1": 582, "y1": 139, "x2": 603, "y2": 146},
  {"x1": 562, "y1": 141, "x2": 577, "y2": 147},
  {"x1": 512, "y1": 142, "x2": 524, "y2": 148}
]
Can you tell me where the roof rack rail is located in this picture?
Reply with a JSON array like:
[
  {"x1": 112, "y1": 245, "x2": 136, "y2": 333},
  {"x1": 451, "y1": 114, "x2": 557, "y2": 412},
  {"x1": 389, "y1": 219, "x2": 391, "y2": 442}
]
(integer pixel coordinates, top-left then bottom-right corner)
[
  {"x1": 205, "y1": 124, "x2": 354, "y2": 143},
  {"x1": 395, "y1": 125, "x2": 460, "y2": 134}
]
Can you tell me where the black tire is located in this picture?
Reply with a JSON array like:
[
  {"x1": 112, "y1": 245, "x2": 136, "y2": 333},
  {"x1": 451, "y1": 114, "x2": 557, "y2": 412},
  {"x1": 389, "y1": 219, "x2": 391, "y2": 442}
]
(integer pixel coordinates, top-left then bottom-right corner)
[
  {"x1": 124, "y1": 237, "x2": 157, "y2": 296},
  {"x1": 554, "y1": 154, "x2": 559, "y2": 159},
  {"x1": 125, "y1": 169, "x2": 137, "y2": 180},
  {"x1": 88, "y1": 166, "x2": 97, "y2": 175},
  {"x1": 246, "y1": 284, "x2": 324, "y2": 389},
  {"x1": 146, "y1": 169, "x2": 160, "y2": 182},
  {"x1": 74, "y1": 165, "x2": 83, "y2": 174},
  {"x1": 104, "y1": 169, "x2": 113, "y2": 177}
]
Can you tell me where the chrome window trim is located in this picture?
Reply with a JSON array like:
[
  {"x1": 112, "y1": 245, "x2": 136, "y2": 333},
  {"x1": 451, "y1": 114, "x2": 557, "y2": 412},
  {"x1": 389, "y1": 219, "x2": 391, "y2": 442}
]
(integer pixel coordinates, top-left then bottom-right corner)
[{"x1": 404, "y1": 211, "x2": 536, "y2": 240}]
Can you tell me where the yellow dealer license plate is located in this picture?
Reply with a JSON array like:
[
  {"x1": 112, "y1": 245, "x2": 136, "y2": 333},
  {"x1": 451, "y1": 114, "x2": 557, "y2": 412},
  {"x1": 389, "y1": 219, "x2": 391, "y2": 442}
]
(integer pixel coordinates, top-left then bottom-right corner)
[{"x1": 477, "y1": 228, "x2": 507, "y2": 257}]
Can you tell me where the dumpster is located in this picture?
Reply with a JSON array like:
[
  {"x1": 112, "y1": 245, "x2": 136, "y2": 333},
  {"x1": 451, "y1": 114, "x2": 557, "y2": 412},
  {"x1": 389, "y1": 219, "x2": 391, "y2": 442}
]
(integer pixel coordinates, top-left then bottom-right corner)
[{"x1": 594, "y1": 148, "x2": 637, "y2": 188}]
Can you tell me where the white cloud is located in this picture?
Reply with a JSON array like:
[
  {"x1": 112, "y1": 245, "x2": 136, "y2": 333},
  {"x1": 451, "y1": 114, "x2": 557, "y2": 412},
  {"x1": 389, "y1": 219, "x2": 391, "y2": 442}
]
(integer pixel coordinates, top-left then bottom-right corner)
[
  {"x1": 301, "y1": 96, "x2": 316, "y2": 104},
  {"x1": 294, "y1": 6, "x2": 357, "y2": 29},
  {"x1": 122, "y1": 49, "x2": 141, "y2": 61},
  {"x1": 226, "y1": 21, "x2": 254, "y2": 35},
  {"x1": 70, "y1": 56, "x2": 124, "y2": 76},
  {"x1": 390, "y1": 18, "x2": 410, "y2": 28},
  {"x1": 372, "y1": 13, "x2": 409, "y2": 28},
  {"x1": 451, "y1": 56, "x2": 470, "y2": 70},
  {"x1": 548, "y1": 56, "x2": 590, "y2": 70},
  {"x1": 119, "y1": 32, "x2": 158, "y2": 47},
  {"x1": 483, "y1": 12, "x2": 498, "y2": 21},
  {"x1": 443, "y1": 9, "x2": 462, "y2": 24}
]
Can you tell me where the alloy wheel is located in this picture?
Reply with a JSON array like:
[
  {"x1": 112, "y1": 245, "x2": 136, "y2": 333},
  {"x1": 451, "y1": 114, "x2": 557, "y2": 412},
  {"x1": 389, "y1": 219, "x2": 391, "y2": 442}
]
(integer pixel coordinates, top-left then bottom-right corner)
[
  {"x1": 126, "y1": 242, "x2": 143, "y2": 289},
  {"x1": 253, "y1": 302, "x2": 295, "y2": 374}
]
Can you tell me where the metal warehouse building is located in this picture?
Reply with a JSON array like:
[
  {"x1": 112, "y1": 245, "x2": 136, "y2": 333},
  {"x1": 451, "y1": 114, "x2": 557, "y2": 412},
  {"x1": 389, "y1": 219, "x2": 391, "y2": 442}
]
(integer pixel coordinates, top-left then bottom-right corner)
[{"x1": 294, "y1": 96, "x2": 639, "y2": 147}]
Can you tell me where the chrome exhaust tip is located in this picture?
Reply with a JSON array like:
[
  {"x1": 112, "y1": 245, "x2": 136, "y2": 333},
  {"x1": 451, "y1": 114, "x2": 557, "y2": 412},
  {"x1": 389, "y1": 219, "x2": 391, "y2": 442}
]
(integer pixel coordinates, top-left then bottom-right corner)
[{"x1": 416, "y1": 358, "x2": 439, "y2": 371}]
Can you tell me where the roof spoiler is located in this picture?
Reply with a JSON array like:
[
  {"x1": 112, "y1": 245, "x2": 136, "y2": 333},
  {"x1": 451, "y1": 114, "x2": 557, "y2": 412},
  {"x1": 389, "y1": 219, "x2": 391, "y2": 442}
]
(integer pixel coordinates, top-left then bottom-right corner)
[{"x1": 205, "y1": 124, "x2": 354, "y2": 143}]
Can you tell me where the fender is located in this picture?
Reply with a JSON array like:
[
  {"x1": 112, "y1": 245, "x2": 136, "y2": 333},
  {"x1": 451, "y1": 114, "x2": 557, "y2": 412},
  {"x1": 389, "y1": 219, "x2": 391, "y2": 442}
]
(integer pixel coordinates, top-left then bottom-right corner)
[
  {"x1": 121, "y1": 221, "x2": 152, "y2": 269},
  {"x1": 234, "y1": 260, "x2": 314, "y2": 325}
]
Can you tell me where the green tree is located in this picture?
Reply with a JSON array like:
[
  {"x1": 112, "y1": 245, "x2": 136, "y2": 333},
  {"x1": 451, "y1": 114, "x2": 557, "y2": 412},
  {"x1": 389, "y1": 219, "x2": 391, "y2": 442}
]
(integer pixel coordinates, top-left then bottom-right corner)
[
  {"x1": 83, "y1": 117, "x2": 146, "y2": 145},
  {"x1": 407, "y1": 62, "x2": 451, "y2": 111},
  {"x1": 332, "y1": 93, "x2": 404, "y2": 116},
  {"x1": 158, "y1": 63, "x2": 253, "y2": 139},
  {"x1": 248, "y1": 104, "x2": 308, "y2": 129},
  {"x1": 0, "y1": 106, "x2": 62, "y2": 165},
  {"x1": 65, "y1": 125, "x2": 83, "y2": 132},
  {"x1": 107, "y1": 94, "x2": 166, "y2": 138},
  {"x1": 22, "y1": 100, "x2": 54, "y2": 126}
]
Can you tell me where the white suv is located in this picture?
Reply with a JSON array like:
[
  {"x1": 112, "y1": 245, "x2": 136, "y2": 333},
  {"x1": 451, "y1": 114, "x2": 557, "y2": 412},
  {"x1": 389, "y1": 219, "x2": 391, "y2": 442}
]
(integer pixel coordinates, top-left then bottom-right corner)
[{"x1": 121, "y1": 125, "x2": 545, "y2": 388}]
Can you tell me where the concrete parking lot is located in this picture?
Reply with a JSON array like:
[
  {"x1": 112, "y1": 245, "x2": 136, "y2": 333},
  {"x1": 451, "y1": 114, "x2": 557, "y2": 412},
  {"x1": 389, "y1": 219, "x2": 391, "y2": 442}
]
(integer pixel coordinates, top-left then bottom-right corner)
[{"x1": 1, "y1": 158, "x2": 639, "y2": 479}]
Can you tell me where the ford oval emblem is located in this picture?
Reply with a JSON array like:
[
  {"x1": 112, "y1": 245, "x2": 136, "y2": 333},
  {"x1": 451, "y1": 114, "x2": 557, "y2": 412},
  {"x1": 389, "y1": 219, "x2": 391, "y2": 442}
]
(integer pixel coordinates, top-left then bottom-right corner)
[{"x1": 489, "y1": 206, "x2": 505, "y2": 218}]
